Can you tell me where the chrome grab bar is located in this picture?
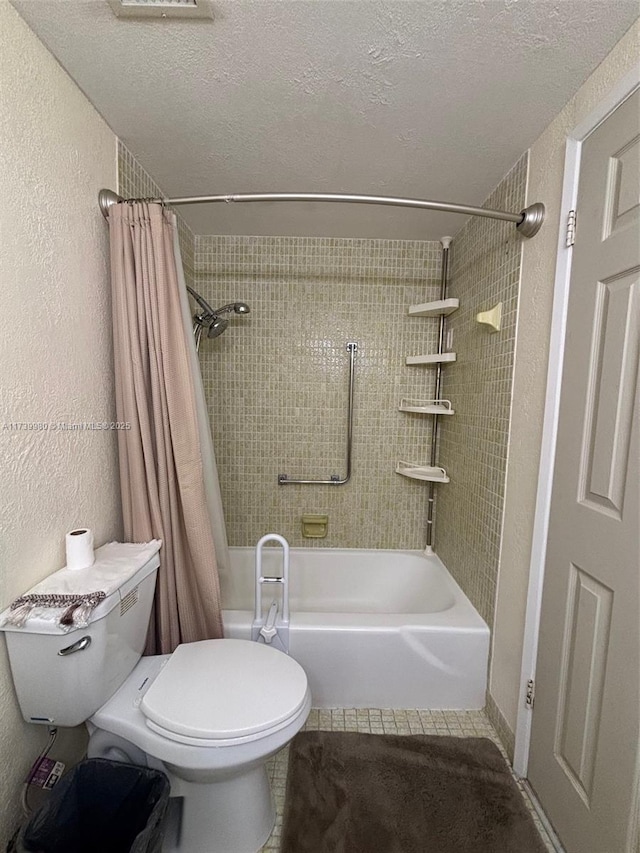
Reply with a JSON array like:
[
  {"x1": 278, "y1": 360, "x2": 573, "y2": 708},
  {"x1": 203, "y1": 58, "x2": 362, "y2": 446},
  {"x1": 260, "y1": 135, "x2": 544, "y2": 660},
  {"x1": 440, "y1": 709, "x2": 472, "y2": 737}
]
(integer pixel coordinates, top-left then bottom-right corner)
[{"x1": 278, "y1": 341, "x2": 358, "y2": 485}]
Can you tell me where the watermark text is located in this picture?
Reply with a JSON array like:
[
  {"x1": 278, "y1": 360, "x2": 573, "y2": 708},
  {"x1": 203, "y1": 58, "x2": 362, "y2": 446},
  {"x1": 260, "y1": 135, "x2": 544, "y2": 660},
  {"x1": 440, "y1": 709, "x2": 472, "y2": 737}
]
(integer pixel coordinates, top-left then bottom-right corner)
[{"x1": 3, "y1": 422, "x2": 131, "y2": 432}]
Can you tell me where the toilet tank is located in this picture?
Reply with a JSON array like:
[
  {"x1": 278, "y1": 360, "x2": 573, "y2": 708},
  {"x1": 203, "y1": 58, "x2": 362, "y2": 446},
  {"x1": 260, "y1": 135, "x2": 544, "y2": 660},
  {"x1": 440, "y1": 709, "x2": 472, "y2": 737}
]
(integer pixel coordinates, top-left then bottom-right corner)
[{"x1": 1, "y1": 554, "x2": 159, "y2": 727}]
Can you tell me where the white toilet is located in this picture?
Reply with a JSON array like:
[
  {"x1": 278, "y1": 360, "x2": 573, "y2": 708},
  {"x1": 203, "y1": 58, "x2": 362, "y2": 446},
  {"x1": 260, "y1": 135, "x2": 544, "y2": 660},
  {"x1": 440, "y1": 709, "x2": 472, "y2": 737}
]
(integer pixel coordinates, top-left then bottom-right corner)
[{"x1": 1, "y1": 552, "x2": 311, "y2": 853}]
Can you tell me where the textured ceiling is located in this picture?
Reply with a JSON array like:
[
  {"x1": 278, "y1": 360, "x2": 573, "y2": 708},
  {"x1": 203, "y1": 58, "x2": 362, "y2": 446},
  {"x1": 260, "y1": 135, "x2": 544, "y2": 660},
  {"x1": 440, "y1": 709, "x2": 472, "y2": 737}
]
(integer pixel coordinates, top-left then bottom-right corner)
[{"x1": 11, "y1": 0, "x2": 639, "y2": 239}]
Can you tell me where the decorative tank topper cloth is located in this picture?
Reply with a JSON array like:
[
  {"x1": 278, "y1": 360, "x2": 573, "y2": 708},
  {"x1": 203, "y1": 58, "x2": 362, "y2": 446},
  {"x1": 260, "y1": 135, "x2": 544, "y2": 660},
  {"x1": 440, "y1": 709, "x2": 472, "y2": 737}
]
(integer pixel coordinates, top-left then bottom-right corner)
[{"x1": 2, "y1": 540, "x2": 162, "y2": 632}]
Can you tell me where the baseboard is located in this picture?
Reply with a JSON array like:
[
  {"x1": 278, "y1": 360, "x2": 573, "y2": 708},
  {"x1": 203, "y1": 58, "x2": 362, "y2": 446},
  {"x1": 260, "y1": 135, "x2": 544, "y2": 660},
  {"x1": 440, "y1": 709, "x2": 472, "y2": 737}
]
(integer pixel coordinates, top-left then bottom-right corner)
[{"x1": 485, "y1": 691, "x2": 515, "y2": 762}]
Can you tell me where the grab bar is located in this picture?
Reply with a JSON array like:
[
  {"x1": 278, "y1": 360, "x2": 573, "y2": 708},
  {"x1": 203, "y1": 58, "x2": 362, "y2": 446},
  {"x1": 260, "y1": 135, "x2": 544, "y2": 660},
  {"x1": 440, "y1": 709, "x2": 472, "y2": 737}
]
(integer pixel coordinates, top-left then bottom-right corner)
[
  {"x1": 278, "y1": 341, "x2": 358, "y2": 485},
  {"x1": 252, "y1": 534, "x2": 290, "y2": 653}
]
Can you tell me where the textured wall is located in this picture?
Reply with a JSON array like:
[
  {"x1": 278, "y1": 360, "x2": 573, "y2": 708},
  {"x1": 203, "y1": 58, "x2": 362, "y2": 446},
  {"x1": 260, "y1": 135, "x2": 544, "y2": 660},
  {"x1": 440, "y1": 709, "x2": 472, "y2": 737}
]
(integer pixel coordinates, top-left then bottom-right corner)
[
  {"x1": 195, "y1": 235, "x2": 443, "y2": 549},
  {"x1": 436, "y1": 156, "x2": 527, "y2": 637},
  {"x1": 491, "y1": 20, "x2": 640, "y2": 744},
  {"x1": 0, "y1": 4, "x2": 120, "y2": 844}
]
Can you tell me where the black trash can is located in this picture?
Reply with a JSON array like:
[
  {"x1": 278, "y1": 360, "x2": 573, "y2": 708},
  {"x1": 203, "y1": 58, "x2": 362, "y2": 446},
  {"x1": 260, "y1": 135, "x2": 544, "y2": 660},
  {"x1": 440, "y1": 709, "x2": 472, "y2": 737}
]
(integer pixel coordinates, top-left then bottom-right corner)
[{"x1": 15, "y1": 758, "x2": 170, "y2": 853}]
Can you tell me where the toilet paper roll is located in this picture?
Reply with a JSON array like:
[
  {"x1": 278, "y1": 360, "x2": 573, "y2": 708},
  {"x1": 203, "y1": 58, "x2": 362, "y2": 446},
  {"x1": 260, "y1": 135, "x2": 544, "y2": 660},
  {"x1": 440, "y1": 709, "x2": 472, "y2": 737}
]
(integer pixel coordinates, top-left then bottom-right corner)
[{"x1": 65, "y1": 528, "x2": 95, "y2": 571}]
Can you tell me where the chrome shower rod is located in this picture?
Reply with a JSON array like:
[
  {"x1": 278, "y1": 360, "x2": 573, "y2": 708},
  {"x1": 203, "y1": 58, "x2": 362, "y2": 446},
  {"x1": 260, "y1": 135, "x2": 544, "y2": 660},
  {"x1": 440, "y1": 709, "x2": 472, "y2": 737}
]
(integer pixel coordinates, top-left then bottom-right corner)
[{"x1": 98, "y1": 189, "x2": 545, "y2": 237}]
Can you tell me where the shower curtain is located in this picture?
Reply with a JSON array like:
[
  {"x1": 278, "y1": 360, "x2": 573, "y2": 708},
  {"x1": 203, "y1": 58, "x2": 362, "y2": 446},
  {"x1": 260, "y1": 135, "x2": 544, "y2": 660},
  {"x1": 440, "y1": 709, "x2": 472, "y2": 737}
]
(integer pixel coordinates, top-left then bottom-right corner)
[{"x1": 108, "y1": 201, "x2": 228, "y2": 653}]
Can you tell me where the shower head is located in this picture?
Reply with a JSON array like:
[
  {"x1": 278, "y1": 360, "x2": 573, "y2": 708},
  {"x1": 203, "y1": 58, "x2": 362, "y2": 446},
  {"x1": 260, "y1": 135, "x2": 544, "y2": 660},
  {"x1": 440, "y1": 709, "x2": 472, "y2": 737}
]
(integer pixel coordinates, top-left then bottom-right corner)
[
  {"x1": 213, "y1": 302, "x2": 251, "y2": 316},
  {"x1": 207, "y1": 317, "x2": 228, "y2": 338},
  {"x1": 187, "y1": 286, "x2": 250, "y2": 349},
  {"x1": 206, "y1": 303, "x2": 250, "y2": 337}
]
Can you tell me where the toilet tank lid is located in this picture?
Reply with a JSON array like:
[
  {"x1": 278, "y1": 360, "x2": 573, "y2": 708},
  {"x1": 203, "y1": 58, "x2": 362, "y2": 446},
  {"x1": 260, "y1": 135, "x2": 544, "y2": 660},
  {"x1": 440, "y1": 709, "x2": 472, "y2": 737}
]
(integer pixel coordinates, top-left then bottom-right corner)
[{"x1": 0, "y1": 542, "x2": 161, "y2": 635}]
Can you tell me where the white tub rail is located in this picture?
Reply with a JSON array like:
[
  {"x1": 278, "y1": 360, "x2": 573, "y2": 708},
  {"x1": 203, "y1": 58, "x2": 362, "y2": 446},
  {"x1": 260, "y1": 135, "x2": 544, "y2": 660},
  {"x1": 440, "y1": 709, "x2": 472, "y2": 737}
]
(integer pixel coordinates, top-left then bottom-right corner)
[{"x1": 251, "y1": 533, "x2": 290, "y2": 653}]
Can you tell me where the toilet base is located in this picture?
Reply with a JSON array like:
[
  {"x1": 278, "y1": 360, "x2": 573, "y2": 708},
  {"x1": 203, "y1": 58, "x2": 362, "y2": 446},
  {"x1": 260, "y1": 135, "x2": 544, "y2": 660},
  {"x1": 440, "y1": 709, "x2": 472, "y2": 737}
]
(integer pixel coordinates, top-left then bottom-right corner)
[
  {"x1": 164, "y1": 764, "x2": 276, "y2": 853},
  {"x1": 88, "y1": 727, "x2": 278, "y2": 853}
]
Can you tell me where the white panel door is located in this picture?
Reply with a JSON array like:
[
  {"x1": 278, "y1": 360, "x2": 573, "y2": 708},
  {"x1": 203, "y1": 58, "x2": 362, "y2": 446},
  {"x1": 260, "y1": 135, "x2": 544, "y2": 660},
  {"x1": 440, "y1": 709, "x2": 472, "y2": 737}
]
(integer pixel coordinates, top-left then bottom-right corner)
[{"x1": 528, "y1": 88, "x2": 640, "y2": 853}]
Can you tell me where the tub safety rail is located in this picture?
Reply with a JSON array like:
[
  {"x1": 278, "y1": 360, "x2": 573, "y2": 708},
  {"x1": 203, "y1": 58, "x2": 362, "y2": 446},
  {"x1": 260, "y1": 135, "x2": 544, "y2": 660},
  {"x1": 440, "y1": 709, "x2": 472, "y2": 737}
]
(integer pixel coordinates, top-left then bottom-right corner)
[{"x1": 252, "y1": 534, "x2": 290, "y2": 654}]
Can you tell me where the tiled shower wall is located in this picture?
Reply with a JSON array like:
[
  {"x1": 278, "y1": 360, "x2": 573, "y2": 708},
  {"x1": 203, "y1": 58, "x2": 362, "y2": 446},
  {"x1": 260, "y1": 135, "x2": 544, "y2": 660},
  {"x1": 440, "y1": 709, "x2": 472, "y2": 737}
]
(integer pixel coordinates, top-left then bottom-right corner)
[
  {"x1": 117, "y1": 140, "x2": 526, "y2": 630},
  {"x1": 195, "y1": 237, "x2": 444, "y2": 548},
  {"x1": 117, "y1": 143, "x2": 446, "y2": 550},
  {"x1": 437, "y1": 154, "x2": 528, "y2": 631}
]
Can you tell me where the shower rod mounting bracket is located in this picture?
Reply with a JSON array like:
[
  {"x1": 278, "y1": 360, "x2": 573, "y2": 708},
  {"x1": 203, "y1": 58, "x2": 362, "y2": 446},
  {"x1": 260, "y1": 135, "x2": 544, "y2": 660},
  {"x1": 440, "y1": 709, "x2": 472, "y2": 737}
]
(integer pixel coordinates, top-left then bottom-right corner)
[
  {"x1": 516, "y1": 202, "x2": 545, "y2": 238},
  {"x1": 99, "y1": 188, "x2": 121, "y2": 219},
  {"x1": 98, "y1": 189, "x2": 545, "y2": 237}
]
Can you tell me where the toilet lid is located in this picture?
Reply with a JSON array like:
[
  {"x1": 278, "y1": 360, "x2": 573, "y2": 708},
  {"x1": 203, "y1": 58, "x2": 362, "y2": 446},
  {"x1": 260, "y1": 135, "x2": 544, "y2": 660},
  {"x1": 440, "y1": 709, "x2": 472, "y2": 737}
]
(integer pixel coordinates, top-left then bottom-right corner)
[{"x1": 140, "y1": 639, "x2": 308, "y2": 741}]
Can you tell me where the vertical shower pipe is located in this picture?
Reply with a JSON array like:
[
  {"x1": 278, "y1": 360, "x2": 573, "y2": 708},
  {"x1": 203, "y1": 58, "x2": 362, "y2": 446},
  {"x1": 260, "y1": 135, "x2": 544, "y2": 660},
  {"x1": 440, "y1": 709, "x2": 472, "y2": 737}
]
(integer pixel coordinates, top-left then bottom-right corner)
[{"x1": 425, "y1": 236, "x2": 451, "y2": 555}]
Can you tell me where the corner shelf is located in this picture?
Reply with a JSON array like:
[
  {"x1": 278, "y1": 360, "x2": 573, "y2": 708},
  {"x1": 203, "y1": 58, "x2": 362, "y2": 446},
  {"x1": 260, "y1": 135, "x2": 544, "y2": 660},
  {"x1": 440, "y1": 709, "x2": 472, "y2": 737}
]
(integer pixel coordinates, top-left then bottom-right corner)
[
  {"x1": 395, "y1": 462, "x2": 450, "y2": 483},
  {"x1": 406, "y1": 352, "x2": 456, "y2": 366},
  {"x1": 408, "y1": 298, "x2": 459, "y2": 317},
  {"x1": 400, "y1": 292, "x2": 458, "y2": 490},
  {"x1": 398, "y1": 398, "x2": 454, "y2": 415}
]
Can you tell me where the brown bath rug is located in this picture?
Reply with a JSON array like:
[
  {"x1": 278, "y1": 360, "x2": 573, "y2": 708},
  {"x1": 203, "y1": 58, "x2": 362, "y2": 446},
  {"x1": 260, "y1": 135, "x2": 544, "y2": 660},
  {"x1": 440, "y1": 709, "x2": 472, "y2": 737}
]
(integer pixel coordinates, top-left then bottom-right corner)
[{"x1": 281, "y1": 731, "x2": 547, "y2": 853}]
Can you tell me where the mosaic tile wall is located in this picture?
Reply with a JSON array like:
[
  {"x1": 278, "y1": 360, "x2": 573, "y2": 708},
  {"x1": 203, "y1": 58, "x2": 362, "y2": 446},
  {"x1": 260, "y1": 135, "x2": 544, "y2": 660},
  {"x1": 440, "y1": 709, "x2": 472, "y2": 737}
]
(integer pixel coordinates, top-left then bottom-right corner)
[
  {"x1": 194, "y1": 236, "x2": 444, "y2": 548},
  {"x1": 436, "y1": 154, "x2": 528, "y2": 630},
  {"x1": 117, "y1": 142, "x2": 195, "y2": 288}
]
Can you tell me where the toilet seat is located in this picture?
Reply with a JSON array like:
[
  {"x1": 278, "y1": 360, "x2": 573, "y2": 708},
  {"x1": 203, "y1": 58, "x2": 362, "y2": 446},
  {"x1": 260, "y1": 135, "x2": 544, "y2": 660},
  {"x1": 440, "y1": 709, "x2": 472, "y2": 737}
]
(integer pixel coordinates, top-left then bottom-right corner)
[{"x1": 140, "y1": 639, "x2": 308, "y2": 745}]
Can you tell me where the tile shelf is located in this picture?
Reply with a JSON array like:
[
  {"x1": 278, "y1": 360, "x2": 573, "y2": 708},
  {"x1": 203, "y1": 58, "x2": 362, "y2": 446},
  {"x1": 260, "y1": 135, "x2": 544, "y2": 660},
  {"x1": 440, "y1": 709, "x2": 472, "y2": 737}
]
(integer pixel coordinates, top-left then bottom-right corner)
[
  {"x1": 395, "y1": 462, "x2": 450, "y2": 483},
  {"x1": 408, "y1": 298, "x2": 459, "y2": 317},
  {"x1": 398, "y1": 398, "x2": 454, "y2": 415}
]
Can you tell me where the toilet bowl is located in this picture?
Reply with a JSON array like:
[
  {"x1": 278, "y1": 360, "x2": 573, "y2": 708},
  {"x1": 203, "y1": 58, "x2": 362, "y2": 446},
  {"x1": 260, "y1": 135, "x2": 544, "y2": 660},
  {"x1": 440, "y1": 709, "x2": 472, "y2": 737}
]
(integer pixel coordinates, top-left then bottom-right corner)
[{"x1": 88, "y1": 640, "x2": 311, "y2": 853}]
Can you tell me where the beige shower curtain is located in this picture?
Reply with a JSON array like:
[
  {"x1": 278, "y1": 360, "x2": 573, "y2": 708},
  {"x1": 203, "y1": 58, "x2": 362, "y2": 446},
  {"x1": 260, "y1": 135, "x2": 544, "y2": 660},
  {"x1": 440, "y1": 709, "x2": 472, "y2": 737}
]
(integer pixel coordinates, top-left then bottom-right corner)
[{"x1": 108, "y1": 202, "x2": 224, "y2": 653}]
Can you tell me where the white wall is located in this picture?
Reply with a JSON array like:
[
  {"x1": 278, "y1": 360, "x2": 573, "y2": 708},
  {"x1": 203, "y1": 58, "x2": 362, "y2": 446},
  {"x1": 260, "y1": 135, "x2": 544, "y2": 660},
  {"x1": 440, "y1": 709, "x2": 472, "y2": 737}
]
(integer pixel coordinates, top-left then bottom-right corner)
[
  {"x1": 491, "y1": 20, "x2": 639, "y2": 736},
  {"x1": 0, "y1": 3, "x2": 121, "y2": 844}
]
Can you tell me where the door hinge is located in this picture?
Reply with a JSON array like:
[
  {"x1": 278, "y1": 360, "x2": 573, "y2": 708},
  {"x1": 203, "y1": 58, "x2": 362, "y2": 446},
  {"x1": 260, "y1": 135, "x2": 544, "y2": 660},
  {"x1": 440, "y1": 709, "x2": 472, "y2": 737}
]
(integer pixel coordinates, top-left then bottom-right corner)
[
  {"x1": 566, "y1": 209, "x2": 577, "y2": 247},
  {"x1": 525, "y1": 678, "x2": 535, "y2": 709}
]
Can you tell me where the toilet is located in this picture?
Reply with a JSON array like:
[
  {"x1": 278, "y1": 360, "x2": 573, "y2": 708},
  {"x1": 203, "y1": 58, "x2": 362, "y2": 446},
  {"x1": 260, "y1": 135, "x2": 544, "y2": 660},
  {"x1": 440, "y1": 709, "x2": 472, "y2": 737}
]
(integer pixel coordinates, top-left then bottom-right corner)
[{"x1": 1, "y1": 551, "x2": 311, "y2": 853}]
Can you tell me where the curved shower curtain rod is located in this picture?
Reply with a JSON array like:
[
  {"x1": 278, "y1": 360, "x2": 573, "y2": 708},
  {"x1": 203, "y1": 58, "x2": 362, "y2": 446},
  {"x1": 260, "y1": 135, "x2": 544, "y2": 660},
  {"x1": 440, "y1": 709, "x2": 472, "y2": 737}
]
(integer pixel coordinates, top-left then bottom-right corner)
[{"x1": 98, "y1": 188, "x2": 545, "y2": 237}]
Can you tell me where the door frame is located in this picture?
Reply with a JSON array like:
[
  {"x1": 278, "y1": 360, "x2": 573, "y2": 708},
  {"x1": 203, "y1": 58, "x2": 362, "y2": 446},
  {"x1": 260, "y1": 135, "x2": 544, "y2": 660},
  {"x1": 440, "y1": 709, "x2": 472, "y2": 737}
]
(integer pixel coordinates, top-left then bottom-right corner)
[{"x1": 513, "y1": 63, "x2": 640, "y2": 779}]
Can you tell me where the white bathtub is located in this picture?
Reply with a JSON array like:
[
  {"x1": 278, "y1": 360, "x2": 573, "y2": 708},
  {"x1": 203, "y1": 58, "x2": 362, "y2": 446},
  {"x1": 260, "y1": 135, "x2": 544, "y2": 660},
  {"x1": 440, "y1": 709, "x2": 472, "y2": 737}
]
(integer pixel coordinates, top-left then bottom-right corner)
[{"x1": 221, "y1": 548, "x2": 489, "y2": 709}]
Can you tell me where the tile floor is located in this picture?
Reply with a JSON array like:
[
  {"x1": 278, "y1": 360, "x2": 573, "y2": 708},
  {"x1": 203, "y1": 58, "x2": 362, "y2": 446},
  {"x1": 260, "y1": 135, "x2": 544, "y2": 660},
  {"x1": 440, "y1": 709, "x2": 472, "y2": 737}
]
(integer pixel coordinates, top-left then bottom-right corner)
[{"x1": 261, "y1": 708, "x2": 557, "y2": 852}]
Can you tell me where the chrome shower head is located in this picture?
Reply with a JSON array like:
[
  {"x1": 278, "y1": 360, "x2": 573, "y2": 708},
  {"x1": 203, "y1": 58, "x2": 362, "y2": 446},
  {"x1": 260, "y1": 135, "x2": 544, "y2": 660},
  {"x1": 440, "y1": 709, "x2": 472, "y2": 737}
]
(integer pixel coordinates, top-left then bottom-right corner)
[
  {"x1": 213, "y1": 302, "x2": 251, "y2": 316},
  {"x1": 207, "y1": 317, "x2": 229, "y2": 338},
  {"x1": 206, "y1": 302, "x2": 250, "y2": 337},
  {"x1": 187, "y1": 286, "x2": 250, "y2": 349},
  {"x1": 204, "y1": 302, "x2": 250, "y2": 338}
]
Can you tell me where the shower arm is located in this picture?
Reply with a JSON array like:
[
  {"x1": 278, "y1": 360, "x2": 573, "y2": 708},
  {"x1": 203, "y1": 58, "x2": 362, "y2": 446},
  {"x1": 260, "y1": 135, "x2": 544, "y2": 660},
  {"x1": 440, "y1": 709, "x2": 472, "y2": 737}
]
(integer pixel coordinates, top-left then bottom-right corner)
[
  {"x1": 278, "y1": 342, "x2": 358, "y2": 486},
  {"x1": 98, "y1": 189, "x2": 545, "y2": 238},
  {"x1": 186, "y1": 285, "x2": 216, "y2": 319}
]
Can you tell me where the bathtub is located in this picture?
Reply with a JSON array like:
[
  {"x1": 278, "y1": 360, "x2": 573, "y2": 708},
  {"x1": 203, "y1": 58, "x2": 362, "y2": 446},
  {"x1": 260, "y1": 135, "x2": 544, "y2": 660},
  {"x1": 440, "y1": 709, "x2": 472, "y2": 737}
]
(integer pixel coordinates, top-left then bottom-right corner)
[{"x1": 221, "y1": 548, "x2": 489, "y2": 710}]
